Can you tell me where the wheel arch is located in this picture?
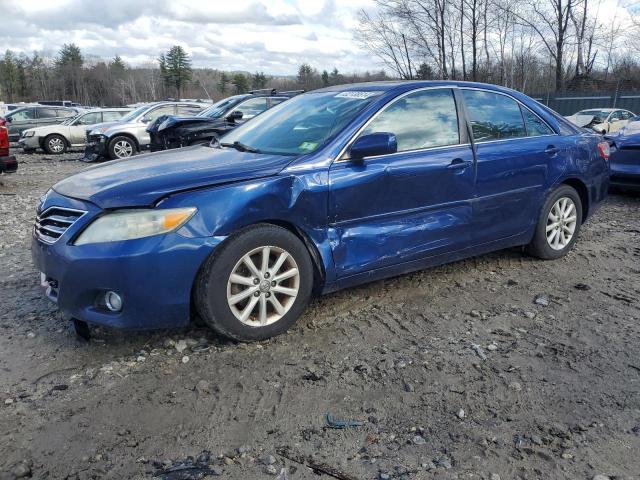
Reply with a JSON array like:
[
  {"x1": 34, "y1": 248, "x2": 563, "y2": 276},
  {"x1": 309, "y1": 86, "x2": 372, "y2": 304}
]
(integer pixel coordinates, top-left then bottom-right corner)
[
  {"x1": 560, "y1": 177, "x2": 589, "y2": 222},
  {"x1": 40, "y1": 133, "x2": 70, "y2": 149},
  {"x1": 109, "y1": 132, "x2": 140, "y2": 150}
]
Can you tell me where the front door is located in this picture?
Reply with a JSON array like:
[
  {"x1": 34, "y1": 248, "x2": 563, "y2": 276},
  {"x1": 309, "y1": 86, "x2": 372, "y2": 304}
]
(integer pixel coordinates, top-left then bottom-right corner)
[{"x1": 328, "y1": 88, "x2": 475, "y2": 278}]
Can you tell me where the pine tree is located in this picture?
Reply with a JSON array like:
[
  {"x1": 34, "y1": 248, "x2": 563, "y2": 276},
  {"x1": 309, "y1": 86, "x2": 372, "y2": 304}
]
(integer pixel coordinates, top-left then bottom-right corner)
[
  {"x1": 158, "y1": 46, "x2": 192, "y2": 98},
  {"x1": 232, "y1": 73, "x2": 249, "y2": 94},
  {"x1": 218, "y1": 72, "x2": 230, "y2": 95},
  {"x1": 251, "y1": 72, "x2": 268, "y2": 89}
]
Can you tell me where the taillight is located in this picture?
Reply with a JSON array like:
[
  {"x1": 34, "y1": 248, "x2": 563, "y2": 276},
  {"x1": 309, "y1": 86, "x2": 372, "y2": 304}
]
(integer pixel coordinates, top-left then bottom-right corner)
[
  {"x1": 0, "y1": 125, "x2": 8, "y2": 155},
  {"x1": 597, "y1": 141, "x2": 610, "y2": 161}
]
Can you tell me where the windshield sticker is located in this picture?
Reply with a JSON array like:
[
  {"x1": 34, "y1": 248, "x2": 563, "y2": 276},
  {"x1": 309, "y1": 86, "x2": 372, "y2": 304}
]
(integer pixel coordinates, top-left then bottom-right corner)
[
  {"x1": 299, "y1": 141, "x2": 319, "y2": 152},
  {"x1": 335, "y1": 91, "x2": 383, "y2": 100}
]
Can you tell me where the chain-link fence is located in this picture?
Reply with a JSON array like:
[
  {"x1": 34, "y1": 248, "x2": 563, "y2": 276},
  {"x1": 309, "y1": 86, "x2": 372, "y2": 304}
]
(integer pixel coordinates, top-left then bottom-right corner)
[{"x1": 529, "y1": 90, "x2": 640, "y2": 115}]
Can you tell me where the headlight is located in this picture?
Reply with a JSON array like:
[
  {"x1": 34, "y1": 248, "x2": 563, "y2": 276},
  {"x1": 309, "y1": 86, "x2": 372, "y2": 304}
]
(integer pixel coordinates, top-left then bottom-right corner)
[
  {"x1": 23, "y1": 131, "x2": 35, "y2": 137},
  {"x1": 74, "y1": 207, "x2": 197, "y2": 245}
]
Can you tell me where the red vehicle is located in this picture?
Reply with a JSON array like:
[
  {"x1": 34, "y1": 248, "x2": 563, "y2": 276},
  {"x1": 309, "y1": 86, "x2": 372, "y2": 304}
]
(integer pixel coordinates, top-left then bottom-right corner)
[{"x1": 0, "y1": 118, "x2": 17, "y2": 174}]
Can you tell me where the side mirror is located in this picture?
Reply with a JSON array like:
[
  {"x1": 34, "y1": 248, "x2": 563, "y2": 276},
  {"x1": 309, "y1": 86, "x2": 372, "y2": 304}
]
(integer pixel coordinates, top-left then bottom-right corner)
[
  {"x1": 349, "y1": 133, "x2": 397, "y2": 161},
  {"x1": 5, "y1": 116, "x2": 12, "y2": 123},
  {"x1": 226, "y1": 110, "x2": 243, "y2": 122},
  {"x1": 141, "y1": 117, "x2": 151, "y2": 124}
]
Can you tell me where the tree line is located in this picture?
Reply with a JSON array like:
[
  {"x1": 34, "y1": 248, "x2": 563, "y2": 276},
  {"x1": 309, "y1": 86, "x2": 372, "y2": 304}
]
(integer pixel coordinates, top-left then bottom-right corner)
[
  {"x1": 0, "y1": 44, "x2": 388, "y2": 107},
  {"x1": 357, "y1": 0, "x2": 640, "y2": 92}
]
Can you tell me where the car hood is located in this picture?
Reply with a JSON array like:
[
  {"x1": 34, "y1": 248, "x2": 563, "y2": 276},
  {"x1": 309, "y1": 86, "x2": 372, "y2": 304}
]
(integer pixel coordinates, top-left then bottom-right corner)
[
  {"x1": 565, "y1": 114, "x2": 597, "y2": 128},
  {"x1": 87, "y1": 121, "x2": 125, "y2": 135},
  {"x1": 147, "y1": 115, "x2": 221, "y2": 133},
  {"x1": 52, "y1": 146, "x2": 295, "y2": 209}
]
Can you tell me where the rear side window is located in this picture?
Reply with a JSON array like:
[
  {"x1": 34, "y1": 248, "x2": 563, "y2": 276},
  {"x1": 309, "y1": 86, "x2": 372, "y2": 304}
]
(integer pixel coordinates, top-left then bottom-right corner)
[
  {"x1": 362, "y1": 88, "x2": 459, "y2": 151},
  {"x1": 144, "y1": 105, "x2": 175, "y2": 121},
  {"x1": 38, "y1": 108, "x2": 59, "y2": 118},
  {"x1": 462, "y1": 90, "x2": 526, "y2": 142},
  {"x1": 76, "y1": 112, "x2": 102, "y2": 125},
  {"x1": 521, "y1": 107, "x2": 553, "y2": 136}
]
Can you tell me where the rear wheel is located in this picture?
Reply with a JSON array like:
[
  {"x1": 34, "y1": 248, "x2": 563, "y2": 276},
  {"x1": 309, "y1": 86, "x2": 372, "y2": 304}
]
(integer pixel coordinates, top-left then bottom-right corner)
[
  {"x1": 108, "y1": 136, "x2": 137, "y2": 159},
  {"x1": 43, "y1": 134, "x2": 67, "y2": 154},
  {"x1": 526, "y1": 185, "x2": 582, "y2": 259},
  {"x1": 195, "y1": 224, "x2": 314, "y2": 341}
]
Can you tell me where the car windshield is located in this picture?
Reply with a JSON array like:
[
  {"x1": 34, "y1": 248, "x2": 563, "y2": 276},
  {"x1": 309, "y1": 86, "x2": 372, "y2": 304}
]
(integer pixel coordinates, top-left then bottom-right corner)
[
  {"x1": 220, "y1": 91, "x2": 381, "y2": 156},
  {"x1": 120, "y1": 105, "x2": 150, "y2": 122},
  {"x1": 198, "y1": 96, "x2": 246, "y2": 118}
]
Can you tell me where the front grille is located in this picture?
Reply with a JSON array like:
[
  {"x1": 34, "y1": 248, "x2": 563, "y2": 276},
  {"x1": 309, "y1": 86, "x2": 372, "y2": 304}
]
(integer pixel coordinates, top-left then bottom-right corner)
[{"x1": 35, "y1": 206, "x2": 86, "y2": 244}]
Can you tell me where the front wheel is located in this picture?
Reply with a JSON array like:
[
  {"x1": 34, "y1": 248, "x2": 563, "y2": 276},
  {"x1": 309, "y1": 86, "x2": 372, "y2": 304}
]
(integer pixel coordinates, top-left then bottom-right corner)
[
  {"x1": 43, "y1": 134, "x2": 67, "y2": 154},
  {"x1": 108, "y1": 136, "x2": 137, "y2": 159},
  {"x1": 526, "y1": 185, "x2": 582, "y2": 259},
  {"x1": 195, "y1": 224, "x2": 314, "y2": 341}
]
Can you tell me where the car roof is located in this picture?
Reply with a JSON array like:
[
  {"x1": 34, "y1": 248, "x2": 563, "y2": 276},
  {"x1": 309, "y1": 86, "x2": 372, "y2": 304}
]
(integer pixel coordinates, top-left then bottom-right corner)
[
  {"x1": 312, "y1": 80, "x2": 532, "y2": 97},
  {"x1": 84, "y1": 107, "x2": 132, "y2": 113},
  {"x1": 578, "y1": 108, "x2": 616, "y2": 112}
]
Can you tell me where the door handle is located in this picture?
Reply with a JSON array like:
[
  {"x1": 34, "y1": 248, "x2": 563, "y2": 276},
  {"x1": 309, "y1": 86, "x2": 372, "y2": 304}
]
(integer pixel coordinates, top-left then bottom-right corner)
[
  {"x1": 447, "y1": 158, "x2": 472, "y2": 170},
  {"x1": 545, "y1": 145, "x2": 560, "y2": 155}
]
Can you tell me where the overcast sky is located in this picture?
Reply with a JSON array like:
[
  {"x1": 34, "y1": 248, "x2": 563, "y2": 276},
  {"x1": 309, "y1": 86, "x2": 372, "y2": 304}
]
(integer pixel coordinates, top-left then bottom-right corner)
[{"x1": 2, "y1": 0, "x2": 378, "y2": 75}]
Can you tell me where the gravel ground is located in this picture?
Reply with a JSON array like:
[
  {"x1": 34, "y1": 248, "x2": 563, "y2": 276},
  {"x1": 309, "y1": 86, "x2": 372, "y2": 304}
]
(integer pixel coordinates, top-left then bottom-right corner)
[{"x1": 1, "y1": 151, "x2": 639, "y2": 480}]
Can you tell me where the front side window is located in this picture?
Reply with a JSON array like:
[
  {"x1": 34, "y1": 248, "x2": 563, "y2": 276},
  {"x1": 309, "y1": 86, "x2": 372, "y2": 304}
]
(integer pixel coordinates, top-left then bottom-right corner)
[
  {"x1": 621, "y1": 110, "x2": 635, "y2": 120},
  {"x1": 8, "y1": 108, "x2": 35, "y2": 121},
  {"x1": 75, "y1": 112, "x2": 102, "y2": 125},
  {"x1": 361, "y1": 89, "x2": 459, "y2": 151},
  {"x1": 521, "y1": 107, "x2": 554, "y2": 136},
  {"x1": 462, "y1": 90, "x2": 526, "y2": 142},
  {"x1": 609, "y1": 111, "x2": 623, "y2": 122},
  {"x1": 231, "y1": 98, "x2": 269, "y2": 120}
]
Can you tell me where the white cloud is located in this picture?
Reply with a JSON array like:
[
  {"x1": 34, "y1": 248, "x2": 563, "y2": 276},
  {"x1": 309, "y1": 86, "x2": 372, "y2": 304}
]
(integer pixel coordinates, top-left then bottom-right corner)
[{"x1": 1, "y1": 0, "x2": 380, "y2": 75}]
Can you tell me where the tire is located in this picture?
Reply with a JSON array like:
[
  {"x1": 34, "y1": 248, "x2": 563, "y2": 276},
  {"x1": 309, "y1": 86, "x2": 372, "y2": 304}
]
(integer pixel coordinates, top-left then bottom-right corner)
[
  {"x1": 43, "y1": 134, "x2": 67, "y2": 155},
  {"x1": 195, "y1": 224, "x2": 314, "y2": 341},
  {"x1": 108, "y1": 136, "x2": 137, "y2": 160},
  {"x1": 526, "y1": 185, "x2": 583, "y2": 260}
]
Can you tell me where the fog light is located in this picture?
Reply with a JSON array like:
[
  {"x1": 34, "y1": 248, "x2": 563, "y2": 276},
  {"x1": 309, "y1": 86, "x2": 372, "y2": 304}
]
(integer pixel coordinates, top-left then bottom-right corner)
[{"x1": 105, "y1": 291, "x2": 122, "y2": 312}]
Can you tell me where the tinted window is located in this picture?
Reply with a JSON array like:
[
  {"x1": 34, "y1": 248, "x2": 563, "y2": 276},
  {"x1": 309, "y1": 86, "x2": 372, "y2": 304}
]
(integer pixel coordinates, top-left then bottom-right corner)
[
  {"x1": 231, "y1": 97, "x2": 269, "y2": 120},
  {"x1": 521, "y1": 107, "x2": 553, "y2": 136},
  {"x1": 103, "y1": 111, "x2": 127, "y2": 121},
  {"x1": 362, "y1": 89, "x2": 459, "y2": 151},
  {"x1": 76, "y1": 112, "x2": 102, "y2": 125},
  {"x1": 38, "y1": 108, "x2": 59, "y2": 118},
  {"x1": 462, "y1": 90, "x2": 526, "y2": 142},
  {"x1": 9, "y1": 108, "x2": 35, "y2": 121},
  {"x1": 144, "y1": 105, "x2": 175, "y2": 121}
]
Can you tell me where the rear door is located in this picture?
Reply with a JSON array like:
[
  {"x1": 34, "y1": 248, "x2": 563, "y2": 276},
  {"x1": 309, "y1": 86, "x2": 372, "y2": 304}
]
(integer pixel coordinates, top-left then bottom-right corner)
[
  {"x1": 460, "y1": 89, "x2": 563, "y2": 244},
  {"x1": 69, "y1": 112, "x2": 103, "y2": 144},
  {"x1": 139, "y1": 105, "x2": 177, "y2": 146},
  {"x1": 328, "y1": 87, "x2": 475, "y2": 277}
]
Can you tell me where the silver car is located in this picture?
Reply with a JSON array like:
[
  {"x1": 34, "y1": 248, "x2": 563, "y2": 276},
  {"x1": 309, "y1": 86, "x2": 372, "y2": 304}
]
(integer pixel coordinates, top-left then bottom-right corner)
[
  {"x1": 83, "y1": 102, "x2": 207, "y2": 161},
  {"x1": 18, "y1": 108, "x2": 131, "y2": 154}
]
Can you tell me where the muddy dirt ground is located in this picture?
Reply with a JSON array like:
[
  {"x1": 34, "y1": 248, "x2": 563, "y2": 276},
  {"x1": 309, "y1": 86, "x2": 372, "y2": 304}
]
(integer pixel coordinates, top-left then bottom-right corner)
[{"x1": 1, "y1": 151, "x2": 639, "y2": 480}]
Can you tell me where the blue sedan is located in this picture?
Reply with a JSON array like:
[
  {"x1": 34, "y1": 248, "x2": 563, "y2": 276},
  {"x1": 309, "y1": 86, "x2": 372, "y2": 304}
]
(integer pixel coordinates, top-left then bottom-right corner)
[
  {"x1": 32, "y1": 81, "x2": 610, "y2": 341},
  {"x1": 606, "y1": 117, "x2": 640, "y2": 189}
]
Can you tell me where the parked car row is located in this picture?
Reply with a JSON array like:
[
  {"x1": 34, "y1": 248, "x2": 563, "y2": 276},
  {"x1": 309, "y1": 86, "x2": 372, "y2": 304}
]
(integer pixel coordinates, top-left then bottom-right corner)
[
  {"x1": 32, "y1": 81, "x2": 611, "y2": 342},
  {"x1": 3, "y1": 105, "x2": 84, "y2": 142}
]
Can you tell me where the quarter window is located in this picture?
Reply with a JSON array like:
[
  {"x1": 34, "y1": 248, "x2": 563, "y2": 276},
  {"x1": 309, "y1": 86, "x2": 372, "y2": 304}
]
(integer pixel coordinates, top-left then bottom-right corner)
[
  {"x1": 462, "y1": 90, "x2": 526, "y2": 142},
  {"x1": 361, "y1": 89, "x2": 460, "y2": 152},
  {"x1": 521, "y1": 107, "x2": 553, "y2": 136}
]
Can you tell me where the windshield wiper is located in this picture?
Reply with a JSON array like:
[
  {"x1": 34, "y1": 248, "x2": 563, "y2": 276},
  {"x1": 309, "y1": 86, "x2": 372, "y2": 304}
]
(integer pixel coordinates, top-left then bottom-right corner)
[{"x1": 220, "y1": 141, "x2": 261, "y2": 153}]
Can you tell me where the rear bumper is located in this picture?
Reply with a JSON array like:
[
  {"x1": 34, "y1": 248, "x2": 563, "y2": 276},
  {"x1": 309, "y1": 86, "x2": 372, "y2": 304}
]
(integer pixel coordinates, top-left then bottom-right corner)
[{"x1": 0, "y1": 154, "x2": 17, "y2": 173}]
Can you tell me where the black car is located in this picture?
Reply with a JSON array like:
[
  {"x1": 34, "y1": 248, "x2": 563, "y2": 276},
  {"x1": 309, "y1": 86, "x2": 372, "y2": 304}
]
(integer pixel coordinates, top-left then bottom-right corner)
[{"x1": 147, "y1": 89, "x2": 303, "y2": 151}]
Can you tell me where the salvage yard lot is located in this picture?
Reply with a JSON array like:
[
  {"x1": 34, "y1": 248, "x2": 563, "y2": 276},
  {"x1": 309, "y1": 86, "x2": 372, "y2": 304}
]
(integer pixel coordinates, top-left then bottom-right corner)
[{"x1": 1, "y1": 153, "x2": 639, "y2": 480}]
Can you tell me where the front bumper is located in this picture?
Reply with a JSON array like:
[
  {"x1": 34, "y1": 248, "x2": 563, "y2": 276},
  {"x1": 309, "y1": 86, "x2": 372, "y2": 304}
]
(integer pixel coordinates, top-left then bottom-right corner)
[
  {"x1": 0, "y1": 154, "x2": 17, "y2": 173},
  {"x1": 18, "y1": 136, "x2": 40, "y2": 151},
  {"x1": 83, "y1": 135, "x2": 108, "y2": 162},
  {"x1": 31, "y1": 193, "x2": 223, "y2": 329}
]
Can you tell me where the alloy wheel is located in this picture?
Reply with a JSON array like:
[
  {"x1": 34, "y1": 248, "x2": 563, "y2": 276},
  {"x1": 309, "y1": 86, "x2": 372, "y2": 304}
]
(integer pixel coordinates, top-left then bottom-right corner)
[
  {"x1": 113, "y1": 140, "x2": 133, "y2": 158},
  {"x1": 226, "y1": 246, "x2": 300, "y2": 327},
  {"x1": 48, "y1": 137, "x2": 65, "y2": 153},
  {"x1": 546, "y1": 197, "x2": 577, "y2": 250}
]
